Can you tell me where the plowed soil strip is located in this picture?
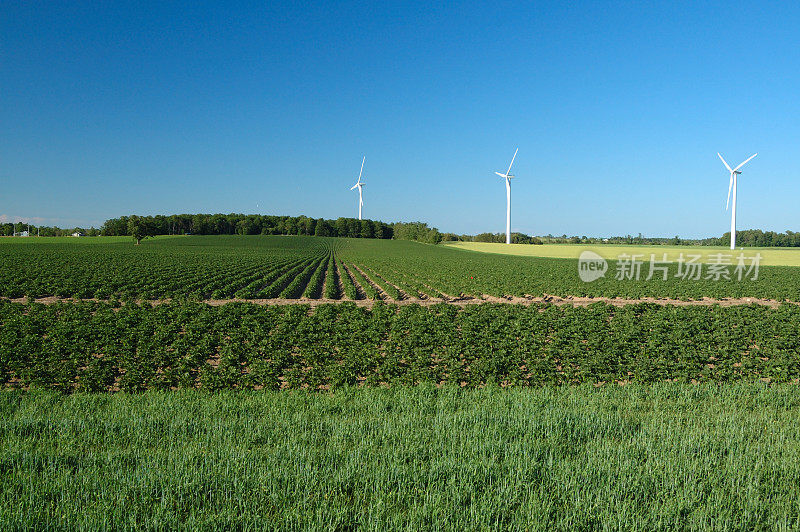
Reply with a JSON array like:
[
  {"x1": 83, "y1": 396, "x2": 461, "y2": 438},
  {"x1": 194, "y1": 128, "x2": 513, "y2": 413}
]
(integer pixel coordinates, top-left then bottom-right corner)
[
  {"x1": 388, "y1": 271, "x2": 466, "y2": 301},
  {"x1": 384, "y1": 268, "x2": 444, "y2": 301},
  {"x1": 360, "y1": 265, "x2": 423, "y2": 301},
  {"x1": 352, "y1": 264, "x2": 402, "y2": 301},
  {"x1": 332, "y1": 260, "x2": 348, "y2": 300}
]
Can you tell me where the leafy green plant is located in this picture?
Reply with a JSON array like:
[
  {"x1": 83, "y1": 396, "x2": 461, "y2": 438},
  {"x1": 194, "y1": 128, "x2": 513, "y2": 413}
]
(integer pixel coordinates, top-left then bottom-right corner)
[{"x1": 4, "y1": 300, "x2": 800, "y2": 391}]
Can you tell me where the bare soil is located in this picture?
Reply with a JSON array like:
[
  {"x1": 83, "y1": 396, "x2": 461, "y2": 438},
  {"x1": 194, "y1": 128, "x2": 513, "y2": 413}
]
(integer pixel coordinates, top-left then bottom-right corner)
[{"x1": 331, "y1": 260, "x2": 347, "y2": 300}]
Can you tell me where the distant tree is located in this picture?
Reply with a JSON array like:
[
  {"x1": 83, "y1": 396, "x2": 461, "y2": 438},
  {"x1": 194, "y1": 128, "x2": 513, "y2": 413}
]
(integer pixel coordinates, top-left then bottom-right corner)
[
  {"x1": 101, "y1": 216, "x2": 128, "y2": 236},
  {"x1": 426, "y1": 229, "x2": 443, "y2": 244},
  {"x1": 360, "y1": 220, "x2": 374, "y2": 239},
  {"x1": 128, "y1": 216, "x2": 156, "y2": 245},
  {"x1": 372, "y1": 221, "x2": 385, "y2": 239},
  {"x1": 334, "y1": 218, "x2": 349, "y2": 238},
  {"x1": 305, "y1": 217, "x2": 316, "y2": 236},
  {"x1": 236, "y1": 218, "x2": 255, "y2": 235},
  {"x1": 191, "y1": 214, "x2": 209, "y2": 235},
  {"x1": 314, "y1": 219, "x2": 332, "y2": 237},
  {"x1": 347, "y1": 219, "x2": 360, "y2": 238}
]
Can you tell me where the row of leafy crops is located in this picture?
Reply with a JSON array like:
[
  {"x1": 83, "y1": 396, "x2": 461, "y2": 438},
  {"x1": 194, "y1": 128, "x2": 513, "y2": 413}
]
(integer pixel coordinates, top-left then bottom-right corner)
[
  {"x1": 0, "y1": 236, "x2": 334, "y2": 300},
  {"x1": 3, "y1": 235, "x2": 800, "y2": 300},
  {"x1": 337, "y1": 260, "x2": 359, "y2": 300},
  {"x1": 323, "y1": 257, "x2": 339, "y2": 299},
  {"x1": 3, "y1": 300, "x2": 800, "y2": 392},
  {"x1": 336, "y1": 239, "x2": 800, "y2": 301},
  {"x1": 343, "y1": 263, "x2": 380, "y2": 300}
]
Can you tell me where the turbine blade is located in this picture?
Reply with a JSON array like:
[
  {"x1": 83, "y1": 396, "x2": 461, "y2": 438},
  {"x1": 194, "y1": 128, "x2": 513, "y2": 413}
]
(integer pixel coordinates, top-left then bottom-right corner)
[
  {"x1": 717, "y1": 153, "x2": 733, "y2": 173},
  {"x1": 732, "y1": 153, "x2": 758, "y2": 172},
  {"x1": 726, "y1": 174, "x2": 733, "y2": 210},
  {"x1": 506, "y1": 148, "x2": 518, "y2": 176},
  {"x1": 494, "y1": 172, "x2": 507, "y2": 178},
  {"x1": 350, "y1": 183, "x2": 358, "y2": 190},
  {"x1": 358, "y1": 156, "x2": 365, "y2": 183}
]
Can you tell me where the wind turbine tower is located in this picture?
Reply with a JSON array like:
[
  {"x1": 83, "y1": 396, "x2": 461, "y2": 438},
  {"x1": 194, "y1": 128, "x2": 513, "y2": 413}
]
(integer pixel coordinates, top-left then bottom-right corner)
[
  {"x1": 717, "y1": 152, "x2": 757, "y2": 250},
  {"x1": 494, "y1": 148, "x2": 518, "y2": 244},
  {"x1": 350, "y1": 157, "x2": 366, "y2": 220}
]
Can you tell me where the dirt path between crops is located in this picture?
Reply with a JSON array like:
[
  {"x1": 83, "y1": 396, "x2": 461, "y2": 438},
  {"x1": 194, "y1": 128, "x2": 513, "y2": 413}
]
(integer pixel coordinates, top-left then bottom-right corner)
[
  {"x1": 4, "y1": 294, "x2": 796, "y2": 308},
  {"x1": 358, "y1": 264, "x2": 414, "y2": 301}
]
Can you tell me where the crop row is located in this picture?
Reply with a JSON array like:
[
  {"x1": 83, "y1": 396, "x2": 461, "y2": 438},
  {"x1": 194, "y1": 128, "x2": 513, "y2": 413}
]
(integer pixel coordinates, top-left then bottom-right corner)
[
  {"x1": 0, "y1": 237, "x2": 419, "y2": 301},
  {"x1": 4, "y1": 235, "x2": 800, "y2": 301},
  {"x1": 337, "y1": 260, "x2": 359, "y2": 300},
  {"x1": 2, "y1": 300, "x2": 800, "y2": 392},
  {"x1": 323, "y1": 257, "x2": 339, "y2": 299}
]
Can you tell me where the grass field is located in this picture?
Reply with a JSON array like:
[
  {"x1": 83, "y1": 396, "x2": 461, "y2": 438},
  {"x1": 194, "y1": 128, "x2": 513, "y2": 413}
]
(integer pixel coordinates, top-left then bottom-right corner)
[
  {"x1": 443, "y1": 241, "x2": 800, "y2": 266},
  {"x1": 3, "y1": 235, "x2": 800, "y2": 301},
  {"x1": 2, "y1": 385, "x2": 800, "y2": 529}
]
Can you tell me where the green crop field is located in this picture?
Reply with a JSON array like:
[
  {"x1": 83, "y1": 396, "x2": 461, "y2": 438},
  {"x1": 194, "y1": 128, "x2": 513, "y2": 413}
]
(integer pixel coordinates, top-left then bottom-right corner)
[
  {"x1": 5, "y1": 234, "x2": 800, "y2": 528},
  {"x1": 3, "y1": 299, "x2": 800, "y2": 392},
  {"x1": 3, "y1": 385, "x2": 800, "y2": 529},
  {"x1": 3, "y1": 235, "x2": 800, "y2": 301},
  {"x1": 443, "y1": 241, "x2": 800, "y2": 266}
]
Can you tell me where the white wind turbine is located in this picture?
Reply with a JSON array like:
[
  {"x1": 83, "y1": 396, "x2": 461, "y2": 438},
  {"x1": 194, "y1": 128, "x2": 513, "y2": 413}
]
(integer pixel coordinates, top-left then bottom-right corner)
[
  {"x1": 350, "y1": 156, "x2": 366, "y2": 220},
  {"x1": 494, "y1": 148, "x2": 518, "y2": 244},
  {"x1": 718, "y1": 152, "x2": 757, "y2": 250}
]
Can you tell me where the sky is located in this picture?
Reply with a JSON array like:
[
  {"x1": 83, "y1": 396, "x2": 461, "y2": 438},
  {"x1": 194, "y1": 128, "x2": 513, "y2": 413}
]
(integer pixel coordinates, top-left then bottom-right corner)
[{"x1": 2, "y1": 1, "x2": 799, "y2": 237}]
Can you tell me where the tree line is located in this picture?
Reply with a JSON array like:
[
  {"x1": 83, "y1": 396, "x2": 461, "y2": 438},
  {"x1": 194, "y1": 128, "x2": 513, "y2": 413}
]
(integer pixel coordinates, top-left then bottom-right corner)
[
  {"x1": 441, "y1": 232, "x2": 544, "y2": 244},
  {"x1": 101, "y1": 214, "x2": 445, "y2": 245},
  {"x1": 0, "y1": 223, "x2": 100, "y2": 237},
  {"x1": 6, "y1": 214, "x2": 800, "y2": 247},
  {"x1": 708, "y1": 230, "x2": 800, "y2": 248},
  {"x1": 447, "y1": 230, "x2": 800, "y2": 247}
]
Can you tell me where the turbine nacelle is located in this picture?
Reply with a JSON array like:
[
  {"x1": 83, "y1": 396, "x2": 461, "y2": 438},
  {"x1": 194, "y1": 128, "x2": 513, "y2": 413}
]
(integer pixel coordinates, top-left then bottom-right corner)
[
  {"x1": 718, "y1": 152, "x2": 757, "y2": 210},
  {"x1": 718, "y1": 152, "x2": 757, "y2": 175}
]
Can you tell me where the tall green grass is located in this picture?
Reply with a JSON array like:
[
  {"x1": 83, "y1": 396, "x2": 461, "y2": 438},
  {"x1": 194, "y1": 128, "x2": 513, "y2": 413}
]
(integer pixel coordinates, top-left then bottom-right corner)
[{"x1": 2, "y1": 384, "x2": 800, "y2": 529}]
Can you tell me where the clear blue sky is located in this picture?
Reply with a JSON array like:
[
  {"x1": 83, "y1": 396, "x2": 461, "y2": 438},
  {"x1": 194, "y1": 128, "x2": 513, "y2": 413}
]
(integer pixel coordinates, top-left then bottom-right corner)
[{"x1": 2, "y1": 1, "x2": 799, "y2": 237}]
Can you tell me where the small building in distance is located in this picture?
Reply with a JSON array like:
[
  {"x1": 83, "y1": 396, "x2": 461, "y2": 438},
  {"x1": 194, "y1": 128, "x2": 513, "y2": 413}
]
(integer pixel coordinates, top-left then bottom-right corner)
[
  {"x1": 72, "y1": 232, "x2": 84, "y2": 237},
  {"x1": 13, "y1": 231, "x2": 29, "y2": 237}
]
